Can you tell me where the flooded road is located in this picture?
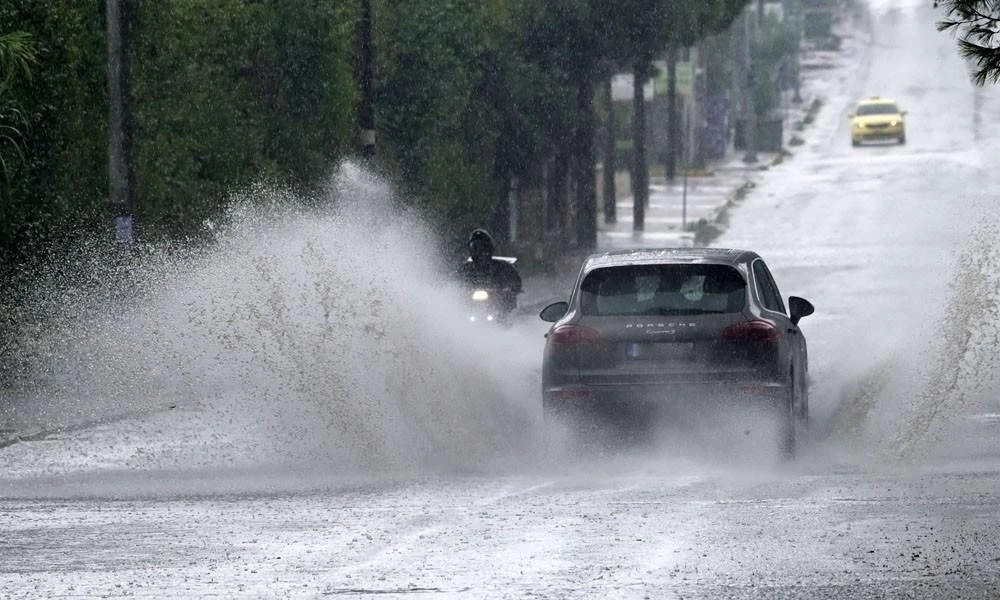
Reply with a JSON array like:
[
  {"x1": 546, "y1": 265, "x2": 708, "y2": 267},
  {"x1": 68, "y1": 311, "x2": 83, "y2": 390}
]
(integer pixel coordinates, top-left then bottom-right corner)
[{"x1": 4, "y1": 1, "x2": 1000, "y2": 597}]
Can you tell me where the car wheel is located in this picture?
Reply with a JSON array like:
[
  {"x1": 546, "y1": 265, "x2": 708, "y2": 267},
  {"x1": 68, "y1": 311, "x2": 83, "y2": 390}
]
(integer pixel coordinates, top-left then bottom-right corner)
[
  {"x1": 779, "y1": 376, "x2": 798, "y2": 459},
  {"x1": 796, "y1": 369, "x2": 810, "y2": 423},
  {"x1": 542, "y1": 402, "x2": 592, "y2": 460},
  {"x1": 541, "y1": 402, "x2": 565, "y2": 459},
  {"x1": 541, "y1": 419, "x2": 562, "y2": 461},
  {"x1": 898, "y1": 135, "x2": 906, "y2": 145},
  {"x1": 851, "y1": 139, "x2": 860, "y2": 147}
]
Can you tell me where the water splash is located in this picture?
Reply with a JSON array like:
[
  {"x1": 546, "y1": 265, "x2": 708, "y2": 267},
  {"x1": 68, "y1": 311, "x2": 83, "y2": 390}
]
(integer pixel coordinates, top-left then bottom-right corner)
[
  {"x1": 2, "y1": 163, "x2": 543, "y2": 476},
  {"x1": 890, "y1": 218, "x2": 1000, "y2": 458}
]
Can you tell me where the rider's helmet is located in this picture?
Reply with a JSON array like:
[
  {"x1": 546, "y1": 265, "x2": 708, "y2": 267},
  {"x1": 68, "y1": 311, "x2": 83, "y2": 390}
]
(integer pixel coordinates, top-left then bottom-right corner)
[{"x1": 468, "y1": 228, "x2": 495, "y2": 262}]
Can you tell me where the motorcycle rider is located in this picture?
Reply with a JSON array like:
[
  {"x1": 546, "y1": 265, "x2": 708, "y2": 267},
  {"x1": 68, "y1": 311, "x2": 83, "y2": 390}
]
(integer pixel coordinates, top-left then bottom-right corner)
[{"x1": 457, "y1": 228, "x2": 522, "y2": 315}]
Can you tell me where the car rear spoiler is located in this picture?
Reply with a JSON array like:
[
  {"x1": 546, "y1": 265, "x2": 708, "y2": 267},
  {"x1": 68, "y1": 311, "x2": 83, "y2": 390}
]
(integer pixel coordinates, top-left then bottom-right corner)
[{"x1": 466, "y1": 256, "x2": 517, "y2": 264}]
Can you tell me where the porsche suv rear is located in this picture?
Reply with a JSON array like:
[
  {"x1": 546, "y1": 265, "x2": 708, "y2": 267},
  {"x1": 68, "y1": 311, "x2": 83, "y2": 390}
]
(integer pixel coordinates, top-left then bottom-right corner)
[{"x1": 539, "y1": 249, "x2": 814, "y2": 448}]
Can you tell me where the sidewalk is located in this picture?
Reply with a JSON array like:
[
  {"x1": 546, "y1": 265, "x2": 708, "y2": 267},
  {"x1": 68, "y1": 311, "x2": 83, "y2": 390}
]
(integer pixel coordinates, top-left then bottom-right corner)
[
  {"x1": 597, "y1": 153, "x2": 778, "y2": 250},
  {"x1": 518, "y1": 154, "x2": 779, "y2": 312}
]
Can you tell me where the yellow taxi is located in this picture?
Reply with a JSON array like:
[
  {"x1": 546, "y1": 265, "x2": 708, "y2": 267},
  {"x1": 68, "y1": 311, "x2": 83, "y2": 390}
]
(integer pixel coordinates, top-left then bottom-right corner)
[{"x1": 850, "y1": 97, "x2": 906, "y2": 146}]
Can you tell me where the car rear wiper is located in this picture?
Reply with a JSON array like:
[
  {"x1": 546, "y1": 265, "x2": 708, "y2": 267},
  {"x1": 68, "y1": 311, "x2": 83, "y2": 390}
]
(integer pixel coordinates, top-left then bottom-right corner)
[{"x1": 642, "y1": 308, "x2": 726, "y2": 316}]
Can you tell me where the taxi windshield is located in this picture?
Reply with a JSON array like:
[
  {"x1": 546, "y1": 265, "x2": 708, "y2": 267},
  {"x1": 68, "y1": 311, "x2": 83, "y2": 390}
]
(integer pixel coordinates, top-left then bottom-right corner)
[{"x1": 856, "y1": 102, "x2": 899, "y2": 115}]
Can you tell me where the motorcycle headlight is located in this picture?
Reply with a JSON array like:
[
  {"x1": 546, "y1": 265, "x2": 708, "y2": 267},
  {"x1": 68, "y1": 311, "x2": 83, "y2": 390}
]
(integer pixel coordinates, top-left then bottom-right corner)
[{"x1": 472, "y1": 290, "x2": 490, "y2": 301}]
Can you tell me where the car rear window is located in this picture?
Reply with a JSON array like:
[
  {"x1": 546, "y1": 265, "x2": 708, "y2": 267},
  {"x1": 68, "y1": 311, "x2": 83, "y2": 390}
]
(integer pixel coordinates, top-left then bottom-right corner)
[{"x1": 579, "y1": 264, "x2": 746, "y2": 316}]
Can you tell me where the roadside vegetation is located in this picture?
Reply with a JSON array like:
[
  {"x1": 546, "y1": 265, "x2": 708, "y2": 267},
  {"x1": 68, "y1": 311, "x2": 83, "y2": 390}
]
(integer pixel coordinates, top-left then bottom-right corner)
[{"x1": 0, "y1": 1, "x2": 828, "y2": 287}]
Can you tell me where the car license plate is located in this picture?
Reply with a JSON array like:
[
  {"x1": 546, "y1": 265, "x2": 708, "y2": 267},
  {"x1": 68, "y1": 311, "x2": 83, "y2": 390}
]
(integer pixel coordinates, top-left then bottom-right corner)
[{"x1": 626, "y1": 342, "x2": 694, "y2": 360}]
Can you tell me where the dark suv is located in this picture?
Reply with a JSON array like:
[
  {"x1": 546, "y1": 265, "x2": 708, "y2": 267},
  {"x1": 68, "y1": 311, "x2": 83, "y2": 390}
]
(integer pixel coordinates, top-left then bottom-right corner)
[{"x1": 539, "y1": 248, "x2": 814, "y2": 451}]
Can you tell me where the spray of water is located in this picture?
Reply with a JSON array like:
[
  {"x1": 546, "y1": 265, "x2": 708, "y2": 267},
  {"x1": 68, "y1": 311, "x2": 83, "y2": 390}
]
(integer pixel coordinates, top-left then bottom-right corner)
[
  {"x1": 821, "y1": 212, "x2": 1000, "y2": 463},
  {"x1": 889, "y1": 218, "x2": 1000, "y2": 457},
  {"x1": 2, "y1": 163, "x2": 544, "y2": 478}
]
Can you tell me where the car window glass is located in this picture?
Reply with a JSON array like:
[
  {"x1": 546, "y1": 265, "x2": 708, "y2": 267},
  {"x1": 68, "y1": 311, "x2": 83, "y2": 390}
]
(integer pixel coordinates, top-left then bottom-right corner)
[
  {"x1": 636, "y1": 275, "x2": 659, "y2": 301},
  {"x1": 580, "y1": 264, "x2": 746, "y2": 316},
  {"x1": 856, "y1": 102, "x2": 899, "y2": 115},
  {"x1": 752, "y1": 260, "x2": 786, "y2": 314}
]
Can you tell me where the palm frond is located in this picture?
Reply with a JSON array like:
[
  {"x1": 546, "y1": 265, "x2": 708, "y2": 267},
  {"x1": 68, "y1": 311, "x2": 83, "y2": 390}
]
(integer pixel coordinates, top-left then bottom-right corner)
[{"x1": 0, "y1": 31, "x2": 38, "y2": 86}]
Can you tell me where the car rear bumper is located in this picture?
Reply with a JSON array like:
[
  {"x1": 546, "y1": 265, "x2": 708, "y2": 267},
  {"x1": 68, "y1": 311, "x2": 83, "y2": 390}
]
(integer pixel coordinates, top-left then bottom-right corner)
[{"x1": 543, "y1": 381, "x2": 789, "y2": 419}]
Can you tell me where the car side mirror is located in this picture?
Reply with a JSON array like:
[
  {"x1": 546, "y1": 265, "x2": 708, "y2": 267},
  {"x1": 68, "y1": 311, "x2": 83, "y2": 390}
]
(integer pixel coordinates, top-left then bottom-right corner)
[
  {"x1": 540, "y1": 301, "x2": 569, "y2": 323},
  {"x1": 901, "y1": 110, "x2": 908, "y2": 116},
  {"x1": 848, "y1": 113, "x2": 855, "y2": 118},
  {"x1": 788, "y1": 296, "x2": 814, "y2": 325}
]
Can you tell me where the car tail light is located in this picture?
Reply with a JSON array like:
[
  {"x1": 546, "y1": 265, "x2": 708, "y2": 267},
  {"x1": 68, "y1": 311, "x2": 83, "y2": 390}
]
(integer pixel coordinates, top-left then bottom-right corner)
[
  {"x1": 546, "y1": 388, "x2": 593, "y2": 401},
  {"x1": 548, "y1": 324, "x2": 601, "y2": 345},
  {"x1": 722, "y1": 320, "x2": 781, "y2": 343},
  {"x1": 738, "y1": 384, "x2": 781, "y2": 397}
]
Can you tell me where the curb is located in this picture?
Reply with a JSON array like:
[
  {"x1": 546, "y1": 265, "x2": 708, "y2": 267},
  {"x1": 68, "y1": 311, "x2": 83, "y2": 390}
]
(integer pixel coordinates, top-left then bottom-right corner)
[
  {"x1": 0, "y1": 405, "x2": 178, "y2": 451},
  {"x1": 0, "y1": 427, "x2": 44, "y2": 450}
]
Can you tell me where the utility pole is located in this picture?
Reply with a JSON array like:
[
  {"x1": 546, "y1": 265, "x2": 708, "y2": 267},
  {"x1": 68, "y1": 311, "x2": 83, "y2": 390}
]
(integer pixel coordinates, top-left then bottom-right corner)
[
  {"x1": 357, "y1": 0, "x2": 375, "y2": 160},
  {"x1": 107, "y1": 0, "x2": 135, "y2": 243}
]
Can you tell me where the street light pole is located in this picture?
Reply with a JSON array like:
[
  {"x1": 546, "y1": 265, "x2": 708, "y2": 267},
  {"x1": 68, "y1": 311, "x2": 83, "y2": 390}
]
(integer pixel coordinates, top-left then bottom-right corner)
[{"x1": 357, "y1": 0, "x2": 375, "y2": 160}]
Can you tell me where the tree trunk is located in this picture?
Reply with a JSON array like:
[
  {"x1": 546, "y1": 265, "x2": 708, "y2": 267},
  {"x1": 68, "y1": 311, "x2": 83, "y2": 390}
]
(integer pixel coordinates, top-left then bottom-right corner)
[
  {"x1": 573, "y1": 79, "x2": 597, "y2": 250},
  {"x1": 665, "y1": 44, "x2": 679, "y2": 182},
  {"x1": 603, "y1": 77, "x2": 616, "y2": 225},
  {"x1": 544, "y1": 149, "x2": 567, "y2": 239},
  {"x1": 632, "y1": 61, "x2": 648, "y2": 232}
]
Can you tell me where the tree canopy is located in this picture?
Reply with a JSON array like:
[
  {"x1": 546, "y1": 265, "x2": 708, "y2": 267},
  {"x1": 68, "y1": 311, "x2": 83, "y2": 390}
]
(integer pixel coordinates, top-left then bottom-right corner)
[
  {"x1": 937, "y1": 0, "x2": 1000, "y2": 85},
  {"x1": 0, "y1": 0, "x2": 757, "y2": 276}
]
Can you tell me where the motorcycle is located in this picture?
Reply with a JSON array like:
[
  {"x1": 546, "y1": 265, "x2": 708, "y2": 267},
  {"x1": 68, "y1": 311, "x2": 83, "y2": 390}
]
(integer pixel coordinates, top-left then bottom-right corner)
[
  {"x1": 466, "y1": 287, "x2": 511, "y2": 326},
  {"x1": 461, "y1": 255, "x2": 519, "y2": 327}
]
